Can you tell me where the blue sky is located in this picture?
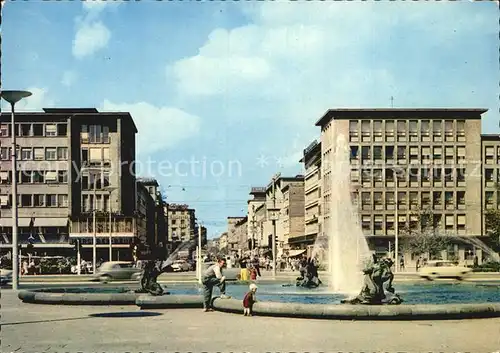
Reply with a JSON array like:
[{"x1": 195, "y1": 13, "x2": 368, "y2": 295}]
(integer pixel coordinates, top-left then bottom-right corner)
[{"x1": 2, "y1": 0, "x2": 499, "y2": 238}]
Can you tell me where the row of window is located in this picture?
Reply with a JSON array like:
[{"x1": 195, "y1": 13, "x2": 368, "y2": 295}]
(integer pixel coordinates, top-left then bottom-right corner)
[
  {"x1": 0, "y1": 146, "x2": 68, "y2": 161},
  {"x1": 0, "y1": 123, "x2": 67, "y2": 137},
  {"x1": 81, "y1": 194, "x2": 111, "y2": 212},
  {"x1": 0, "y1": 170, "x2": 68, "y2": 184},
  {"x1": 354, "y1": 190, "x2": 469, "y2": 210},
  {"x1": 0, "y1": 194, "x2": 68, "y2": 207},
  {"x1": 350, "y1": 145, "x2": 469, "y2": 163},
  {"x1": 348, "y1": 120, "x2": 467, "y2": 143},
  {"x1": 81, "y1": 125, "x2": 111, "y2": 144},
  {"x1": 360, "y1": 213, "x2": 467, "y2": 235}
]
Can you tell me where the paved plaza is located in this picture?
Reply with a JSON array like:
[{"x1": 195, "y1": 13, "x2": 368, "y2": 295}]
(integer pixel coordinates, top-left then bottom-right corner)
[{"x1": 1, "y1": 289, "x2": 500, "y2": 353}]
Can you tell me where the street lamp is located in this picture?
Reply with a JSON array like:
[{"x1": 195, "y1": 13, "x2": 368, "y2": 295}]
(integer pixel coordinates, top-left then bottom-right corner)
[{"x1": 1, "y1": 90, "x2": 32, "y2": 290}]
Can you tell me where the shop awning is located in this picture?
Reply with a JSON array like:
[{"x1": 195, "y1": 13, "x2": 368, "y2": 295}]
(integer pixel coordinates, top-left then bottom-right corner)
[
  {"x1": 0, "y1": 218, "x2": 68, "y2": 227},
  {"x1": 287, "y1": 249, "x2": 306, "y2": 257}
]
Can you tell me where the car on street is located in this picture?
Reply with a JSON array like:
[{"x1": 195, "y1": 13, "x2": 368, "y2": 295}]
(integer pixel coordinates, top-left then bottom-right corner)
[
  {"x1": 419, "y1": 260, "x2": 472, "y2": 280},
  {"x1": 0, "y1": 269, "x2": 12, "y2": 285},
  {"x1": 171, "y1": 260, "x2": 191, "y2": 272},
  {"x1": 92, "y1": 261, "x2": 143, "y2": 283}
]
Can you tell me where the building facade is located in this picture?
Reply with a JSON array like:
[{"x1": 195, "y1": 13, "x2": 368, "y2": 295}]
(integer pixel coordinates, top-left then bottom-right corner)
[
  {"x1": 247, "y1": 187, "x2": 266, "y2": 250},
  {"x1": 281, "y1": 179, "x2": 305, "y2": 252},
  {"x1": 218, "y1": 232, "x2": 228, "y2": 254},
  {"x1": 297, "y1": 140, "x2": 322, "y2": 253},
  {"x1": 315, "y1": 108, "x2": 490, "y2": 265},
  {"x1": 227, "y1": 216, "x2": 246, "y2": 255},
  {"x1": 481, "y1": 134, "x2": 500, "y2": 232},
  {"x1": 0, "y1": 108, "x2": 138, "y2": 261},
  {"x1": 167, "y1": 204, "x2": 196, "y2": 244}
]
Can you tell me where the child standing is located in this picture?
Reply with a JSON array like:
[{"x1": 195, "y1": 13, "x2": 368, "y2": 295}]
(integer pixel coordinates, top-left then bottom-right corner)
[{"x1": 243, "y1": 283, "x2": 258, "y2": 316}]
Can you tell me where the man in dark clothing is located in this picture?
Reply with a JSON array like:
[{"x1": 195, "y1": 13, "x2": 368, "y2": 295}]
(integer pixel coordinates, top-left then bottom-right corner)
[
  {"x1": 202, "y1": 257, "x2": 231, "y2": 312},
  {"x1": 252, "y1": 256, "x2": 261, "y2": 277}
]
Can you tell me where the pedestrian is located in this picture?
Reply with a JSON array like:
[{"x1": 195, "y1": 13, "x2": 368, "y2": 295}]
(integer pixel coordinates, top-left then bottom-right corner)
[
  {"x1": 201, "y1": 257, "x2": 231, "y2": 312},
  {"x1": 243, "y1": 283, "x2": 258, "y2": 316},
  {"x1": 416, "y1": 257, "x2": 420, "y2": 272},
  {"x1": 400, "y1": 256, "x2": 405, "y2": 271}
]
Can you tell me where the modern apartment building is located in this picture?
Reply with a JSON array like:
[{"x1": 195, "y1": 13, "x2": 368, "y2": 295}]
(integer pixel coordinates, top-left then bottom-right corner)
[
  {"x1": 0, "y1": 108, "x2": 139, "y2": 261},
  {"x1": 280, "y1": 178, "x2": 305, "y2": 252},
  {"x1": 297, "y1": 140, "x2": 322, "y2": 253},
  {"x1": 167, "y1": 203, "x2": 196, "y2": 244},
  {"x1": 481, "y1": 134, "x2": 500, "y2": 228},
  {"x1": 315, "y1": 108, "x2": 490, "y2": 264}
]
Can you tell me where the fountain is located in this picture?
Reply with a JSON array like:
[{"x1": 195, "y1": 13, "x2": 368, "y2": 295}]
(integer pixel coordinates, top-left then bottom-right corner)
[{"x1": 312, "y1": 133, "x2": 371, "y2": 295}]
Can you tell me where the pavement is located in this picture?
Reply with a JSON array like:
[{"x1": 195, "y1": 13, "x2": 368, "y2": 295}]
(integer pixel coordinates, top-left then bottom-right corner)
[{"x1": 1, "y1": 290, "x2": 500, "y2": 353}]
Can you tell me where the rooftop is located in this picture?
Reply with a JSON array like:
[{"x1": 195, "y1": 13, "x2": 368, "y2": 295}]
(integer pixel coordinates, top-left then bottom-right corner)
[
  {"x1": 137, "y1": 177, "x2": 159, "y2": 187},
  {"x1": 0, "y1": 107, "x2": 138, "y2": 133},
  {"x1": 481, "y1": 134, "x2": 500, "y2": 141},
  {"x1": 315, "y1": 108, "x2": 488, "y2": 128}
]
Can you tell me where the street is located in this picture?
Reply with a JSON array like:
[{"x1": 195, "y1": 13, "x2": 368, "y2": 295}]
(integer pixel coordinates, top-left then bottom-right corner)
[{"x1": 2, "y1": 289, "x2": 500, "y2": 353}]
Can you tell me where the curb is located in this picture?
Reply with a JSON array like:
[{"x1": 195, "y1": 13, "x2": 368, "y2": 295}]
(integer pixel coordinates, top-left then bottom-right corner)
[
  {"x1": 211, "y1": 298, "x2": 500, "y2": 321},
  {"x1": 136, "y1": 295, "x2": 204, "y2": 309}
]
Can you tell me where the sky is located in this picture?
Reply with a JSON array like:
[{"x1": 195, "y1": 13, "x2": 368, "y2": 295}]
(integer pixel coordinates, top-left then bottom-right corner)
[{"x1": 2, "y1": 0, "x2": 499, "y2": 238}]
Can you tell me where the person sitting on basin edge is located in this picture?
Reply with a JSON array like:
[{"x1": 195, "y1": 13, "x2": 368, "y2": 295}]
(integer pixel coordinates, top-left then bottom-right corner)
[{"x1": 202, "y1": 257, "x2": 231, "y2": 312}]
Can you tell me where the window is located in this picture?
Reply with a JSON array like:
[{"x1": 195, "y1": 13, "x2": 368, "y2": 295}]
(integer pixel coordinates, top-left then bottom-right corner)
[
  {"x1": 409, "y1": 168, "x2": 418, "y2": 186},
  {"x1": 33, "y1": 124, "x2": 43, "y2": 136},
  {"x1": 445, "y1": 191, "x2": 454, "y2": 209},
  {"x1": 433, "y1": 120, "x2": 442, "y2": 141},
  {"x1": 421, "y1": 120, "x2": 430, "y2": 140},
  {"x1": 456, "y1": 168, "x2": 466, "y2": 186},
  {"x1": 46, "y1": 194, "x2": 57, "y2": 207},
  {"x1": 385, "y1": 146, "x2": 394, "y2": 160},
  {"x1": 102, "y1": 126, "x2": 110, "y2": 143},
  {"x1": 386, "y1": 215, "x2": 395, "y2": 235},
  {"x1": 57, "y1": 147, "x2": 68, "y2": 160},
  {"x1": 445, "y1": 146, "x2": 454, "y2": 164},
  {"x1": 444, "y1": 120, "x2": 454, "y2": 141},
  {"x1": 421, "y1": 168, "x2": 430, "y2": 186},
  {"x1": 33, "y1": 148, "x2": 44, "y2": 160},
  {"x1": 20, "y1": 124, "x2": 31, "y2": 136},
  {"x1": 374, "y1": 192, "x2": 383, "y2": 210},
  {"x1": 433, "y1": 146, "x2": 442, "y2": 161},
  {"x1": 33, "y1": 171, "x2": 44, "y2": 183},
  {"x1": 421, "y1": 192, "x2": 431, "y2": 207},
  {"x1": 0, "y1": 124, "x2": 9, "y2": 137},
  {"x1": 397, "y1": 146, "x2": 406, "y2": 163},
  {"x1": 373, "y1": 121, "x2": 382, "y2": 142},
  {"x1": 409, "y1": 147, "x2": 419, "y2": 162},
  {"x1": 433, "y1": 191, "x2": 442, "y2": 209},
  {"x1": 57, "y1": 124, "x2": 68, "y2": 136},
  {"x1": 397, "y1": 191, "x2": 407, "y2": 210},
  {"x1": 373, "y1": 146, "x2": 383, "y2": 161},
  {"x1": 0, "y1": 147, "x2": 9, "y2": 160},
  {"x1": 409, "y1": 192, "x2": 419, "y2": 209},
  {"x1": 45, "y1": 148, "x2": 57, "y2": 160},
  {"x1": 21, "y1": 148, "x2": 32, "y2": 160},
  {"x1": 409, "y1": 120, "x2": 418, "y2": 141},
  {"x1": 58, "y1": 195, "x2": 68, "y2": 207},
  {"x1": 386, "y1": 192, "x2": 395, "y2": 209},
  {"x1": 21, "y1": 171, "x2": 32, "y2": 183},
  {"x1": 89, "y1": 148, "x2": 101, "y2": 162},
  {"x1": 45, "y1": 171, "x2": 58, "y2": 183},
  {"x1": 361, "y1": 192, "x2": 371, "y2": 210},
  {"x1": 361, "y1": 146, "x2": 371, "y2": 163},
  {"x1": 397, "y1": 120, "x2": 406, "y2": 141},
  {"x1": 103, "y1": 172, "x2": 110, "y2": 187},
  {"x1": 103, "y1": 148, "x2": 110, "y2": 162},
  {"x1": 34, "y1": 194, "x2": 45, "y2": 207},
  {"x1": 21, "y1": 194, "x2": 32, "y2": 207},
  {"x1": 361, "y1": 215, "x2": 371, "y2": 233},
  {"x1": 0, "y1": 171, "x2": 9, "y2": 183},
  {"x1": 457, "y1": 191, "x2": 465, "y2": 209},
  {"x1": 361, "y1": 121, "x2": 370, "y2": 142},
  {"x1": 45, "y1": 124, "x2": 57, "y2": 136},
  {"x1": 485, "y1": 169, "x2": 494, "y2": 186},
  {"x1": 485, "y1": 191, "x2": 494, "y2": 208},
  {"x1": 0, "y1": 194, "x2": 9, "y2": 206},
  {"x1": 385, "y1": 120, "x2": 395, "y2": 142},
  {"x1": 445, "y1": 214, "x2": 454, "y2": 230},
  {"x1": 421, "y1": 147, "x2": 431, "y2": 162},
  {"x1": 457, "y1": 215, "x2": 466, "y2": 234},
  {"x1": 58, "y1": 171, "x2": 68, "y2": 183},
  {"x1": 373, "y1": 169, "x2": 383, "y2": 187},
  {"x1": 374, "y1": 215, "x2": 383, "y2": 235},
  {"x1": 385, "y1": 169, "x2": 394, "y2": 183},
  {"x1": 456, "y1": 147, "x2": 466, "y2": 163}
]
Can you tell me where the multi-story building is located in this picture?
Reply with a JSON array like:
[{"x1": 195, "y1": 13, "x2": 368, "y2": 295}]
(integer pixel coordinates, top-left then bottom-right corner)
[
  {"x1": 247, "y1": 187, "x2": 266, "y2": 250},
  {"x1": 218, "y1": 232, "x2": 228, "y2": 254},
  {"x1": 227, "y1": 216, "x2": 245, "y2": 255},
  {"x1": 481, "y1": 134, "x2": 500, "y2": 226},
  {"x1": 281, "y1": 179, "x2": 305, "y2": 252},
  {"x1": 195, "y1": 224, "x2": 207, "y2": 247},
  {"x1": 297, "y1": 140, "x2": 322, "y2": 255},
  {"x1": 136, "y1": 178, "x2": 167, "y2": 251},
  {"x1": 315, "y1": 108, "x2": 489, "y2": 265},
  {"x1": 0, "y1": 108, "x2": 138, "y2": 261},
  {"x1": 167, "y1": 203, "x2": 196, "y2": 244}
]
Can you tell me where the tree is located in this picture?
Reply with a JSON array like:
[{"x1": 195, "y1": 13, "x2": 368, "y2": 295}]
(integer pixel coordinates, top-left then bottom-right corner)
[
  {"x1": 400, "y1": 207, "x2": 450, "y2": 260},
  {"x1": 485, "y1": 183, "x2": 500, "y2": 252}
]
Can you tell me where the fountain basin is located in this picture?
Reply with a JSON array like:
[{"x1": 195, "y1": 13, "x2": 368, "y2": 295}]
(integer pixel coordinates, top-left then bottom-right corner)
[
  {"x1": 136, "y1": 294, "x2": 204, "y2": 309},
  {"x1": 211, "y1": 298, "x2": 500, "y2": 320},
  {"x1": 18, "y1": 287, "x2": 140, "y2": 305}
]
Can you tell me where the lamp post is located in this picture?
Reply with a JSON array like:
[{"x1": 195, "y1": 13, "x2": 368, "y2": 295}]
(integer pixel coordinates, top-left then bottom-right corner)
[
  {"x1": 198, "y1": 221, "x2": 202, "y2": 285},
  {"x1": 1, "y1": 90, "x2": 32, "y2": 290}
]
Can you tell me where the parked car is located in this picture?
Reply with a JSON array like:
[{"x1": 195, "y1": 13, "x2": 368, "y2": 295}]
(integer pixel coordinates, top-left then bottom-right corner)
[
  {"x1": 92, "y1": 261, "x2": 142, "y2": 283},
  {"x1": 171, "y1": 260, "x2": 191, "y2": 272},
  {"x1": 0, "y1": 269, "x2": 12, "y2": 285},
  {"x1": 419, "y1": 260, "x2": 472, "y2": 280}
]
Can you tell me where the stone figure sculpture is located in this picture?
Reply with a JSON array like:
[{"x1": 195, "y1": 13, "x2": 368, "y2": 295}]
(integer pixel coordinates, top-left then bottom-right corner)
[
  {"x1": 296, "y1": 258, "x2": 322, "y2": 288},
  {"x1": 341, "y1": 255, "x2": 403, "y2": 305}
]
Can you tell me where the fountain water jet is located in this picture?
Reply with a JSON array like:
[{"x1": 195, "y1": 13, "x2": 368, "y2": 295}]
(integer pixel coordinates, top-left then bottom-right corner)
[{"x1": 311, "y1": 133, "x2": 371, "y2": 294}]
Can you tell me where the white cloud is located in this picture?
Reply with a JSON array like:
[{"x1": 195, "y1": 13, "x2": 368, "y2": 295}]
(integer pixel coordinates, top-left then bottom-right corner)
[
  {"x1": 72, "y1": 21, "x2": 110, "y2": 59},
  {"x1": 61, "y1": 70, "x2": 78, "y2": 87},
  {"x1": 1, "y1": 87, "x2": 55, "y2": 112},
  {"x1": 100, "y1": 100, "x2": 201, "y2": 156}
]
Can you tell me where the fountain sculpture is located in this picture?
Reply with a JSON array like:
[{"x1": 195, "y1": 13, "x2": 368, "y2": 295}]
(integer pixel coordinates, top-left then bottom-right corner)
[
  {"x1": 138, "y1": 241, "x2": 194, "y2": 296},
  {"x1": 296, "y1": 258, "x2": 322, "y2": 288},
  {"x1": 342, "y1": 254, "x2": 403, "y2": 305}
]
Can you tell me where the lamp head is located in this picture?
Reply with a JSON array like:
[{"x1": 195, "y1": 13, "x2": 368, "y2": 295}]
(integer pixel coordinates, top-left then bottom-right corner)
[{"x1": 1, "y1": 90, "x2": 32, "y2": 105}]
